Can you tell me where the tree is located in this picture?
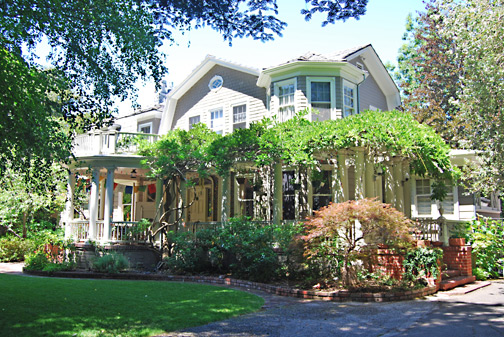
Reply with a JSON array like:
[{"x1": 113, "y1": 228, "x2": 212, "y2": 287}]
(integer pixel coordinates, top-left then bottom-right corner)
[
  {"x1": 0, "y1": 0, "x2": 369, "y2": 184},
  {"x1": 393, "y1": 1, "x2": 463, "y2": 147},
  {"x1": 437, "y1": 0, "x2": 504, "y2": 194}
]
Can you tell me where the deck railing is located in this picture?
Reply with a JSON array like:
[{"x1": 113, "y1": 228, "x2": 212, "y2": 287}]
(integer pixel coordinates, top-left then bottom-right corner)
[
  {"x1": 72, "y1": 131, "x2": 158, "y2": 157},
  {"x1": 67, "y1": 220, "x2": 148, "y2": 243}
]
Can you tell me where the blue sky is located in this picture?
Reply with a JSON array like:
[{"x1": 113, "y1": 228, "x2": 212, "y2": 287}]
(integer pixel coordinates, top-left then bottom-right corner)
[{"x1": 124, "y1": 0, "x2": 427, "y2": 113}]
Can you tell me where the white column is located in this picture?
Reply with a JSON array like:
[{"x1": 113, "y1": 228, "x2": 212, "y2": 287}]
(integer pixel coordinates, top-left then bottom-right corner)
[
  {"x1": 365, "y1": 154, "x2": 375, "y2": 198},
  {"x1": 273, "y1": 162, "x2": 283, "y2": 225},
  {"x1": 337, "y1": 151, "x2": 349, "y2": 201},
  {"x1": 355, "y1": 148, "x2": 365, "y2": 200},
  {"x1": 384, "y1": 163, "x2": 394, "y2": 205},
  {"x1": 103, "y1": 167, "x2": 115, "y2": 242},
  {"x1": 88, "y1": 167, "x2": 100, "y2": 240},
  {"x1": 220, "y1": 174, "x2": 230, "y2": 223},
  {"x1": 64, "y1": 171, "x2": 75, "y2": 239}
]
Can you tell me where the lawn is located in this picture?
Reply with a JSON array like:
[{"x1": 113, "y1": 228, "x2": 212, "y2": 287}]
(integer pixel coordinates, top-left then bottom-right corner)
[{"x1": 0, "y1": 274, "x2": 263, "y2": 337}]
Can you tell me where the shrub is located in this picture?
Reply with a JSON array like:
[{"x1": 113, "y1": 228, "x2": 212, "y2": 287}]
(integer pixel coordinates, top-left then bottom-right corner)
[
  {"x1": 303, "y1": 198, "x2": 414, "y2": 287},
  {"x1": 92, "y1": 253, "x2": 129, "y2": 273},
  {"x1": 164, "y1": 218, "x2": 302, "y2": 282},
  {"x1": 402, "y1": 247, "x2": 443, "y2": 287},
  {"x1": 0, "y1": 236, "x2": 35, "y2": 262},
  {"x1": 24, "y1": 251, "x2": 50, "y2": 271},
  {"x1": 464, "y1": 218, "x2": 504, "y2": 280}
]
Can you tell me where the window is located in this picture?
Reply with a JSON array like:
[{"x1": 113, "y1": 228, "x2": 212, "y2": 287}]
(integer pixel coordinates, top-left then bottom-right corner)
[
  {"x1": 308, "y1": 77, "x2": 335, "y2": 121},
  {"x1": 138, "y1": 122, "x2": 152, "y2": 134},
  {"x1": 237, "y1": 177, "x2": 254, "y2": 218},
  {"x1": 210, "y1": 108, "x2": 223, "y2": 134},
  {"x1": 283, "y1": 171, "x2": 296, "y2": 220},
  {"x1": 208, "y1": 75, "x2": 223, "y2": 91},
  {"x1": 343, "y1": 80, "x2": 357, "y2": 117},
  {"x1": 415, "y1": 179, "x2": 432, "y2": 215},
  {"x1": 441, "y1": 180, "x2": 454, "y2": 215},
  {"x1": 275, "y1": 79, "x2": 296, "y2": 122},
  {"x1": 233, "y1": 104, "x2": 247, "y2": 130},
  {"x1": 189, "y1": 115, "x2": 200, "y2": 129},
  {"x1": 312, "y1": 170, "x2": 332, "y2": 211}
]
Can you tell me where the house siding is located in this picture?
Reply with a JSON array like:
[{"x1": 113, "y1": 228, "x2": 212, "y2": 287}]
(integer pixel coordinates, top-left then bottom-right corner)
[
  {"x1": 348, "y1": 57, "x2": 388, "y2": 111},
  {"x1": 173, "y1": 65, "x2": 267, "y2": 133}
]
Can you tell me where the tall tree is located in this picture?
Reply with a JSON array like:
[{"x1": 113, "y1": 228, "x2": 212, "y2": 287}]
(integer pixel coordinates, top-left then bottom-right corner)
[
  {"x1": 438, "y1": 0, "x2": 504, "y2": 193},
  {"x1": 393, "y1": 1, "x2": 463, "y2": 147},
  {"x1": 0, "y1": 0, "x2": 368, "y2": 182}
]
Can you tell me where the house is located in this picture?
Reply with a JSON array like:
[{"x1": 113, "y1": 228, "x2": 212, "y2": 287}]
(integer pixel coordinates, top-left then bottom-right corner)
[{"x1": 62, "y1": 44, "x2": 500, "y2": 251}]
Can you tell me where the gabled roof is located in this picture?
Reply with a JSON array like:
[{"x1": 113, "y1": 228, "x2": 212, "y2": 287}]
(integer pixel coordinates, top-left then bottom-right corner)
[
  {"x1": 159, "y1": 55, "x2": 260, "y2": 133},
  {"x1": 274, "y1": 44, "x2": 369, "y2": 66}
]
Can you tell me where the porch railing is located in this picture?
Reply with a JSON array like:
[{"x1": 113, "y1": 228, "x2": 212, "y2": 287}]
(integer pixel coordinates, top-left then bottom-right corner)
[
  {"x1": 411, "y1": 218, "x2": 441, "y2": 242},
  {"x1": 67, "y1": 220, "x2": 148, "y2": 243},
  {"x1": 72, "y1": 131, "x2": 158, "y2": 157}
]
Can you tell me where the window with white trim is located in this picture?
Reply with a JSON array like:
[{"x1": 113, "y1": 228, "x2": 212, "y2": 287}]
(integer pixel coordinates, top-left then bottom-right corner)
[
  {"x1": 441, "y1": 180, "x2": 454, "y2": 215},
  {"x1": 308, "y1": 77, "x2": 335, "y2": 121},
  {"x1": 343, "y1": 80, "x2": 357, "y2": 117},
  {"x1": 415, "y1": 179, "x2": 432, "y2": 215},
  {"x1": 138, "y1": 122, "x2": 152, "y2": 134},
  {"x1": 208, "y1": 75, "x2": 223, "y2": 91},
  {"x1": 275, "y1": 79, "x2": 296, "y2": 122},
  {"x1": 210, "y1": 108, "x2": 224, "y2": 134},
  {"x1": 188, "y1": 115, "x2": 200, "y2": 129},
  {"x1": 232, "y1": 104, "x2": 247, "y2": 130}
]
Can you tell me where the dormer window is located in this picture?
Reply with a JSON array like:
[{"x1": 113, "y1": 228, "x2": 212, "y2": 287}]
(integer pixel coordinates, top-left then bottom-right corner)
[{"x1": 209, "y1": 75, "x2": 223, "y2": 91}]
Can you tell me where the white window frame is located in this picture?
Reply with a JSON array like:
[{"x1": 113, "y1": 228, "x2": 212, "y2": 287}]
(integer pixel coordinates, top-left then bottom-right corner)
[
  {"x1": 208, "y1": 75, "x2": 223, "y2": 91},
  {"x1": 231, "y1": 103, "x2": 248, "y2": 131},
  {"x1": 413, "y1": 178, "x2": 458, "y2": 219},
  {"x1": 274, "y1": 78, "x2": 297, "y2": 122},
  {"x1": 188, "y1": 115, "x2": 201, "y2": 130},
  {"x1": 342, "y1": 79, "x2": 357, "y2": 118},
  {"x1": 307, "y1": 77, "x2": 336, "y2": 121},
  {"x1": 209, "y1": 107, "x2": 224, "y2": 135},
  {"x1": 138, "y1": 122, "x2": 153, "y2": 134}
]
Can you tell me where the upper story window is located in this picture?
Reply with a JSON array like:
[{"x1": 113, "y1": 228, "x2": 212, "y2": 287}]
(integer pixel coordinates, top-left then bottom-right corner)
[
  {"x1": 233, "y1": 104, "x2": 247, "y2": 130},
  {"x1": 138, "y1": 122, "x2": 152, "y2": 134},
  {"x1": 189, "y1": 115, "x2": 200, "y2": 130},
  {"x1": 275, "y1": 79, "x2": 296, "y2": 122},
  {"x1": 208, "y1": 75, "x2": 223, "y2": 91},
  {"x1": 210, "y1": 108, "x2": 224, "y2": 134},
  {"x1": 343, "y1": 80, "x2": 357, "y2": 117},
  {"x1": 308, "y1": 77, "x2": 335, "y2": 121}
]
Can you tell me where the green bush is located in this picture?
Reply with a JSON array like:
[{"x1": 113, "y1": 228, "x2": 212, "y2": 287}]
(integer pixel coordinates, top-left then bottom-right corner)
[
  {"x1": 0, "y1": 236, "x2": 35, "y2": 262},
  {"x1": 164, "y1": 218, "x2": 302, "y2": 282},
  {"x1": 92, "y1": 253, "x2": 130, "y2": 273},
  {"x1": 464, "y1": 218, "x2": 504, "y2": 280},
  {"x1": 402, "y1": 247, "x2": 443, "y2": 286},
  {"x1": 24, "y1": 251, "x2": 50, "y2": 271}
]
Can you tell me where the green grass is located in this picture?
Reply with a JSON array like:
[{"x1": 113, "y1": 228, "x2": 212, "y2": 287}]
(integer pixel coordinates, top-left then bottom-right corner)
[{"x1": 0, "y1": 274, "x2": 264, "y2": 337}]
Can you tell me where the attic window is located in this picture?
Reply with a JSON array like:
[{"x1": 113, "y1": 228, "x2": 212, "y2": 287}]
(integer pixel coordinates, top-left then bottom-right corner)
[{"x1": 209, "y1": 75, "x2": 223, "y2": 91}]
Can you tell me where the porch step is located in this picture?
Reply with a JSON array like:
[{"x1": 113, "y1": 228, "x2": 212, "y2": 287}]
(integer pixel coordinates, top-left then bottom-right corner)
[
  {"x1": 439, "y1": 275, "x2": 476, "y2": 291},
  {"x1": 441, "y1": 269, "x2": 461, "y2": 280}
]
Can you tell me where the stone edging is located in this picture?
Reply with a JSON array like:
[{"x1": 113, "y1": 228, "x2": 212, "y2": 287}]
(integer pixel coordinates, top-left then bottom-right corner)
[{"x1": 23, "y1": 269, "x2": 438, "y2": 302}]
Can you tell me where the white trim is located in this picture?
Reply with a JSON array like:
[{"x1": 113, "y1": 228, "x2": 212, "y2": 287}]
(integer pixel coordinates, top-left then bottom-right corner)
[
  {"x1": 307, "y1": 77, "x2": 336, "y2": 121},
  {"x1": 208, "y1": 75, "x2": 223, "y2": 91},
  {"x1": 411, "y1": 178, "x2": 460, "y2": 221},
  {"x1": 188, "y1": 115, "x2": 201, "y2": 130},
  {"x1": 231, "y1": 102, "x2": 248, "y2": 131},
  {"x1": 342, "y1": 79, "x2": 357, "y2": 117},
  {"x1": 273, "y1": 78, "x2": 297, "y2": 122},
  {"x1": 138, "y1": 122, "x2": 153, "y2": 134}
]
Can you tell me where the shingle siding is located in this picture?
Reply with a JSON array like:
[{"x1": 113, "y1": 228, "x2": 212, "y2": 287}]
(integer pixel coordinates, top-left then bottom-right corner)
[
  {"x1": 173, "y1": 65, "x2": 267, "y2": 133},
  {"x1": 348, "y1": 57, "x2": 388, "y2": 111}
]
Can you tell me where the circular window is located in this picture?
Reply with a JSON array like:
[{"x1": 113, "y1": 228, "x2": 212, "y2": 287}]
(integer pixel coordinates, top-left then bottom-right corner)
[{"x1": 208, "y1": 75, "x2": 223, "y2": 91}]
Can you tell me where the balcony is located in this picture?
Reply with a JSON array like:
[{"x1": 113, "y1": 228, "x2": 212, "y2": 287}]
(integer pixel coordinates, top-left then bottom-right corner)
[{"x1": 72, "y1": 131, "x2": 158, "y2": 157}]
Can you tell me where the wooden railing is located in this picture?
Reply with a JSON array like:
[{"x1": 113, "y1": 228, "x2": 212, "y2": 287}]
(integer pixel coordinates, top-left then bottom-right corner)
[
  {"x1": 411, "y1": 218, "x2": 441, "y2": 242},
  {"x1": 67, "y1": 220, "x2": 148, "y2": 243},
  {"x1": 72, "y1": 131, "x2": 158, "y2": 157}
]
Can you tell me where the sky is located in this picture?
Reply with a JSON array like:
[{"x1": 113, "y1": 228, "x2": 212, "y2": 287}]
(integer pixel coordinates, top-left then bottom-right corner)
[{"x1": 118, "y1": 0, "x2": 428, "y2": 115}]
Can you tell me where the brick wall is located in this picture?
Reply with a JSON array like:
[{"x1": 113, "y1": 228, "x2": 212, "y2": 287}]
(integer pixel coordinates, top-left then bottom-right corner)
[
  {"x1": 366, "y1": 249, "x2": 405, "y2": 280},
  {"x1": 441, "y1": 246, "x2": 472, "y2": 276}
]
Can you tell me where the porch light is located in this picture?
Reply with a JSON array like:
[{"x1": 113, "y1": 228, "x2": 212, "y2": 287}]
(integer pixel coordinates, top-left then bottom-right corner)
[{"x1": 130, "y1": 169, "x2": 137, "y2": 179}]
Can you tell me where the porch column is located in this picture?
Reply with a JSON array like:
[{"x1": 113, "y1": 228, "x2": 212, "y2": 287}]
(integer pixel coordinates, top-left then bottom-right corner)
[
  {"x1": 273, "y1": 162, "x2": 283, "y2": 225},
  {"x1": 103, "y1": 167, "x2": 115, "y2": 242},
  {"x1": 355, "y1": 148, "x2": 365, "y2": 200},
  {"x1": 384, "y1": 163, "x2": 394, "y2": 205},
  {"x1": 364, "y1": 154, "x2": 376, "y2": 198},
  {"x1": 402, "y1": 161, "x2": 412, "y2": 218},
  {"x1": 220, "y1": 174, "x2": 230, "y2": 223},
  {"x1": 393, "y1": 158, "x2": 404, "y2": 212},
  {"x1": 88, "y1": 167, "x2": 100, "y2": 240},
  {"x1": 64, "y1": 171, "x2": 75, "y2": 239},
  {"x1": 337, "y1": 151, "x2": 349, "y2": 201},
  {"x1": 180, "y1": 177, "x2": 187, "y2": 224}
]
